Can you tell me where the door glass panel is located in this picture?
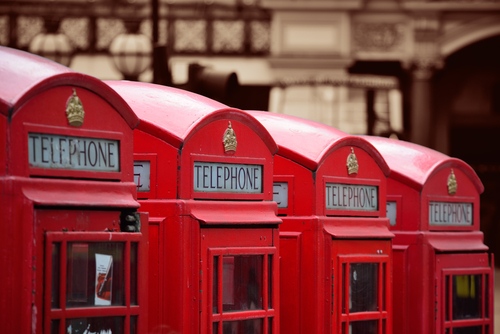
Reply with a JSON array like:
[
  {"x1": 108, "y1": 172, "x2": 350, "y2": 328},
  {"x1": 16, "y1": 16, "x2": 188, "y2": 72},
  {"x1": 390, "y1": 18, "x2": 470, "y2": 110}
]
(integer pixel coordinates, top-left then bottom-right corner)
[
  {"x1": 130, "y1": 316, "x2": 137, "y2": 334},
  {"x1": 452, "y1": 326, "x2": 482, "y2": 334},
  {"x1": 66, "y1": 242, "x2": 125, "y2": 307},
  {"x1": 350, "y1": 320, "x2": 378, "y2": 334},
  {"x1": 50, "y1": 320, "x2": 59, "y2": 334},
  {"x1": 213, "y1": 322, "x2": 219, "y2": 334},
  {"x1": 222, "y1": 255, "x2": 263, "y2": 312},
  {"x1": 342, "y1": 263, "x2": 347, "y2": 313},
  {"x1": 66, "y1": 316, "x2": 124, "y2": 334},
  {"x1": 452, "y1": 275, "x2": 481, "y2": 320},
  {"x1": 213, "y1": 256, "x2": 219, "y2": 313},
  {"x1": 350, "y1": 263, "x2": 378, "y2": 312},
  {"x1": 268, "y1": 254, "x2": 272, "y2": 309},
  {"x1": 223, "y1": 318, "x2": 263, "y2": 334},
  {"x1": 51, "y1": 243, "x2": 60, "y2": 308},
  {"x1": 67, "y1": 243, "x2": 89, "y2": 304},
  {"x1": 130, "y1": 243, "x2": 138, "y2": 305}
]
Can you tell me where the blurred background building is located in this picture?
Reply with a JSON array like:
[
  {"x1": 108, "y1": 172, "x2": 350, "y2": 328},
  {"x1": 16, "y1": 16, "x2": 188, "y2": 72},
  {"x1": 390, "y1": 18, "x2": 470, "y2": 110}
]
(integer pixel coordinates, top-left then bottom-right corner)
[{"x1": 1, "y1": 0, "x2": 500, "y2": 266}]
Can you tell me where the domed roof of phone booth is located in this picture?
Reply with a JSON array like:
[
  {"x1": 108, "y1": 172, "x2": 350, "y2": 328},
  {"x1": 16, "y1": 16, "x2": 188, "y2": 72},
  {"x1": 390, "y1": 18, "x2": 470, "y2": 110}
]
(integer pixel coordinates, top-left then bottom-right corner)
[
  {"x1": 105, "y1": 81, "x2": 277, "y2": 153},
  {"x1": 0, "y1": 47, "x2": 138, "y2": 127},
  {"x1": 246, "y1": 110, "x2": 390, "y2": 175},
  {"x1": 361, "y1": 135, "x2": 484, "y2": 193}
]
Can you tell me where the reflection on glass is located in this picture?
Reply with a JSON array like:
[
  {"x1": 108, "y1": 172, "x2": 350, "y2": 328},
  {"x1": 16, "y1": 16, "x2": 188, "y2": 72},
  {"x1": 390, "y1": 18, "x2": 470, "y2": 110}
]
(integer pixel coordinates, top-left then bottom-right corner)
[
  {"x1": 66, "y1": 242, "x2": 125, "y2": 307},
  {"x1": 222, "y1": 255, "x2": 263, "y2": 312},
  {"x1": 350, "y1": 320, "x2": 377, "y2": 334},
  {"x1": 350, "y1": 263, "x2": 378, "y2": 312},
  {"x1": 66, "y1": 317, "x2": 123, "y2": 334},
  {"x1": 452, "y1": 275, "x2": 481, "y2": 320},
  {"x1": 67, "y1": 243, "x2": 88, "y2": 304},
  {"x1": 223, "y1": 319, "x2": 263, "y2": 334}
]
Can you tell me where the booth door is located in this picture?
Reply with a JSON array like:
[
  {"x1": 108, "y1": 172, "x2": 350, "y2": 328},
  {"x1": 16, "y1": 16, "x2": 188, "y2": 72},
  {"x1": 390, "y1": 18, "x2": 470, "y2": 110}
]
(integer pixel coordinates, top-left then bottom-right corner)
[
  {"x1": 435, "y1": 253, "x2": 494, "y2": 334},
  {"x1": 333, "y1": 240, "x2": 392, "y2": 334},
  {"x1": 36, "y1": 210, "x2": 147, "y2": 334},
  {"x1": 201, "y1": 228, "x2": 278, "y2": 334}
]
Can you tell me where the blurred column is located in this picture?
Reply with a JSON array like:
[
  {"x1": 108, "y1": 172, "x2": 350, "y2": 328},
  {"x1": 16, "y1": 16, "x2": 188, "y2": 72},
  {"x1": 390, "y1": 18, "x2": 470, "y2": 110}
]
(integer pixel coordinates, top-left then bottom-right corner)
[
  {"x1": 410, "y1": 60, "x2": 434, "y2": 147},
  {"x1": 409, "y1": 14, "x2": 441, "y2": 148},
  {"x1": 152, "y1": 0, "x2": 171, "y2": 85}
]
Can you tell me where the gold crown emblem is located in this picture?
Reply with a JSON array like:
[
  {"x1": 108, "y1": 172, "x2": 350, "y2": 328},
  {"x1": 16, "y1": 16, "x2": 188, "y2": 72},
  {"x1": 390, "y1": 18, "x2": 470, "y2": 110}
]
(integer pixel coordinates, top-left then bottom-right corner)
[
  {"x1": 347, "y1": 147, "x2": 359, "y2": 175},
  {"x1": 447, "y1": 169, "x2": 457, "y2": 195},
  {"x1": 223, "y1": 121, "x2": 237, "y2": 153},
  {"x1": 66, "y1": 89, "x2": 85, "y2": 127}
]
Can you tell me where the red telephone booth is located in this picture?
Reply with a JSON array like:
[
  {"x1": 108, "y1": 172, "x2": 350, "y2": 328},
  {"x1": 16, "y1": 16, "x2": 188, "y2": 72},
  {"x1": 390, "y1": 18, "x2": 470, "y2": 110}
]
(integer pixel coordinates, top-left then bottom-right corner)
[
  {"x1": 364, "y1": 136, "x2": 494, "y2": 334},
  {"x1": 247, "y1": 111, "x2": 393, "y2": 334},
  {"x1": 106, "y1": 81, "x2": 281, "y2": 334},
  {"x1": 0, "y1": 47, "x2": 148, "y2": 334}
]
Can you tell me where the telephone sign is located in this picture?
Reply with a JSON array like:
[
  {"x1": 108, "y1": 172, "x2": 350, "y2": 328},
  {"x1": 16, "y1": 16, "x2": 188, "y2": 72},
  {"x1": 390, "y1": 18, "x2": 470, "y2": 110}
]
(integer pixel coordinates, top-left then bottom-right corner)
[
  {"x1": 28, "y1": 133, "x2": 120, "y2": 171},
  {"x1": 325, "y1": 182, "x2": 378, "y2": 211},
  {"x1": 193, "y1": 161, "x2": 263, "y2": 193},
  {"x1": 428, "y1": 201, "x2": 472, "y2": 226}
]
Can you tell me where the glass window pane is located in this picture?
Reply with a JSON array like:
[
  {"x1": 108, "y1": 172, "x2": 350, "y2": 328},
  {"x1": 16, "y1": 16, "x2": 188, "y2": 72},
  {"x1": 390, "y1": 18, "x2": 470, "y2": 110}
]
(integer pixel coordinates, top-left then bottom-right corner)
[
  {"x1": 50, "y1": 320, "x2": 59, "y2": 334},
  {"x1": 350, "y1": 263, "x2": 378, "y2": 312},
  {"x1": 213, "y1": 321, "x2": 219, "y2": 334},
  {"x1": 213, "y1": 256, "x2": 219, "y2": 313},
  {"x1": 268, "y1": 255, "x2": 272, "y2": 309},
  {"x1": 65, "y1": 317, "x2": 124, "y2": 334},
  {"x1": 342, "y1": 263, "x2": 347, "y2": 314},
  {"x1": 51, "y1": 243, "x2": 60, "y2": 309},
  {"x1": 67, "y1": 243, "x2": 89, "y2": 304},
  {"x1": 446, "y1": 276, "x2": 451, "y2": 321},
  {"x1": 223, "y1": 255, "x2": 263, "y2": 312},
  {"x1": 452, "y1": 326, "x2": 483, "y2": 334},
  {"x1": 453, "y1": 275, "x2": 481, "y2": 320},
  {"x1": 130, "y1": 316, "x2": 137, "y2": 334},
  {"x1": 223, "y1": 319, "x2": 263, "y2": 334},
  {"x1": 350, "y1": 320, "x2": 378, "y2": 334},
  {"x1": 130, "y1": 243, "x2": 138, "y2": 305},
  {"x1": 67, "y1": 242, "x2": 125, "y2": 307}
]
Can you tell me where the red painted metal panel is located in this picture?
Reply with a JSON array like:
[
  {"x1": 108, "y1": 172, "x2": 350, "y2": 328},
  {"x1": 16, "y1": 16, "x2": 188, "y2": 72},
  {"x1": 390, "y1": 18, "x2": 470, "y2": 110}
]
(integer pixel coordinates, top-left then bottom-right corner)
[
  {"x1": 0, "y1": 115, "x2": 6, "y2": 176},
  {"x1": 0, "y1": 47, "x2": 144, "y2": 334},
  {"x1": 106, "y1": 82, "x2": 281, "y2": 334},
  {"x1": 9, "y1": 86, "x2": 136, "y2": 181},
  {"x1": 0, "y1": 48, "x2": 138, "y2": 128},
  {"x1": 362, "y1": 136, "x2": 483, "y2": 193},
  {"x1": 249, "y1": 110, "x2": 389, "y2": 175},
  {"x1": 362, "y1": 135, "x2": 492, "y2": 334},
  {"x1": 246, "y1": 111, "x2": 393, "y2": 334},
  {"x1": 435, "y1": 253, "x2": 494, "y2": 334},
  {"x1": 106, "y1": 81, "x2": 276, "y2": 152}
]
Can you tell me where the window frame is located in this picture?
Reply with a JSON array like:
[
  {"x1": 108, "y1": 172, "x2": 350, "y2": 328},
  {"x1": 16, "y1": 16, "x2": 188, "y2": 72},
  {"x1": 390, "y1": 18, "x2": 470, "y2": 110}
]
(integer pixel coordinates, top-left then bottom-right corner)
[
  {"x1": 337, "y1": 254, "x2": 390, "y2": 334},
  {"x1": 441, "y1": 268, "x2": 492, "y2": 334},
  {"x1": 44, "y1": 231, "x2": 144, "y2": 334},
  {"x1": 207, "y1": 246, "x2": 277, "y2": 334}
]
